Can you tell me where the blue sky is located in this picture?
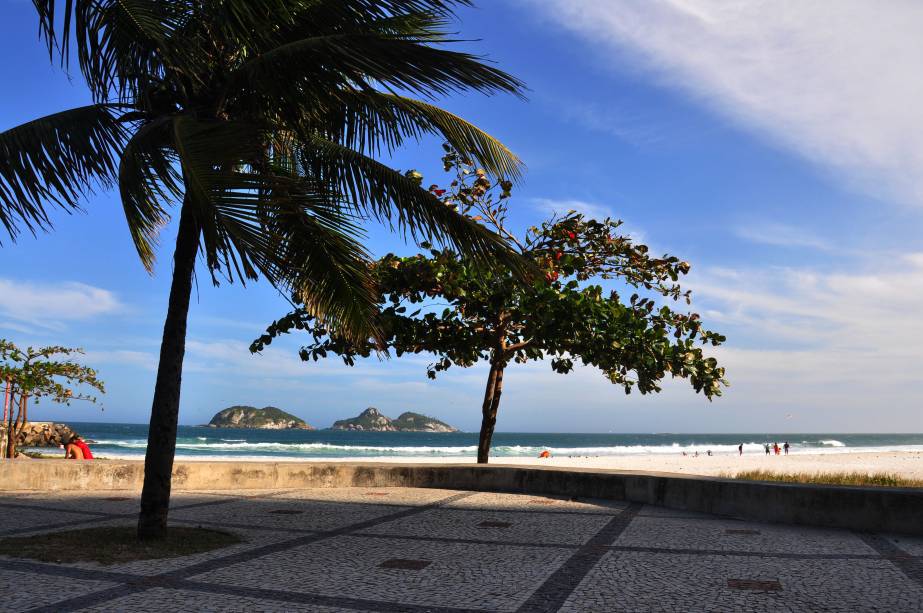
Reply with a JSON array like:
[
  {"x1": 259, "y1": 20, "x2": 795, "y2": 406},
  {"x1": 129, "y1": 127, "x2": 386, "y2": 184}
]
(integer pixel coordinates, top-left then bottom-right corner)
[{"x1": 1, "y1": 0, "x2": 922, "y2": 433}]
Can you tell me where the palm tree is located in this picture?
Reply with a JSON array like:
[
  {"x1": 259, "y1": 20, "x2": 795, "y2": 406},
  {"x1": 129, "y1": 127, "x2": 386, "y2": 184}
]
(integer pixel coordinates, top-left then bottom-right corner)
[{"x1": 1, "y1": 0, "x2": 525, "y2": 539}]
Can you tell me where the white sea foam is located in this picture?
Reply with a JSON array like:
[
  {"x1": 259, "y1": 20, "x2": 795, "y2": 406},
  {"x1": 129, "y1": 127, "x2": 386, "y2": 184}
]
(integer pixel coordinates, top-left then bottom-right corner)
[{"x1": 84, "y1": 437, "x2": 923, "y2": 459}]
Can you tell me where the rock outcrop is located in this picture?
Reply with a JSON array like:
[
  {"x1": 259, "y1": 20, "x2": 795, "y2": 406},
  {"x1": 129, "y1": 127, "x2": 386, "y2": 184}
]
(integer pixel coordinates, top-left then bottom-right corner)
[
  {"x1": 330, "y1": 408, "x2": 457, "y2": 432},
  {"x1": 2, "y1": 422, "x2": 79, "y2": 447},
  {"x1": 207, "y1": 406, "x2": 313, "y2": 430},
  {"x1": 391, "y1": 412, "x2": 457, "y2": 432}
]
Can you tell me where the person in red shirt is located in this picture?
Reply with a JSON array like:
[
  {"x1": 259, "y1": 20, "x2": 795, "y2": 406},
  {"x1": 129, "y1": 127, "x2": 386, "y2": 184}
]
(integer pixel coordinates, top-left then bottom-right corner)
[
  {"x1": 72, "y1": 435, "x2": 94, "y2": 459},
  {"x1": 62, "y1": 435, "x2": 93, "y2": 460}
]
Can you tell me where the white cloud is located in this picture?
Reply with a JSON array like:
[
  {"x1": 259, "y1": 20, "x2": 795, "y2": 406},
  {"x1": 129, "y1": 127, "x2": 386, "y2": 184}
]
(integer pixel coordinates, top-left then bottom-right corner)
[
  {"x1": 673, "y1": 255, "x2": 923, "y2": 425},
  {"x1": 0, "y1": 279, "x2": 122, "y2": 328},
  {"x1": 522, "y1": 0, "x2": 923, "y2": 206}
]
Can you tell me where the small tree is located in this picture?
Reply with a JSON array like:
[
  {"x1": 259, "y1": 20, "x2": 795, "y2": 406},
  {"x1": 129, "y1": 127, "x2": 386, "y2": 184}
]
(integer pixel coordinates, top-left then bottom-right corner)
[
  {"x1": 1, "y1": 340, "x2": 104, "y2": 458},
  {"x1": 254, "y1": 149, "x2": 727, "y2": 462}
]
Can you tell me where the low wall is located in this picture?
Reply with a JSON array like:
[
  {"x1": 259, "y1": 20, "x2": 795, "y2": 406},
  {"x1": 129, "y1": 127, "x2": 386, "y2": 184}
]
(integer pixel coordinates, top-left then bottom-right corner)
[{"x1": 1, "y1": 460, "x2": 921, "y2": 535}]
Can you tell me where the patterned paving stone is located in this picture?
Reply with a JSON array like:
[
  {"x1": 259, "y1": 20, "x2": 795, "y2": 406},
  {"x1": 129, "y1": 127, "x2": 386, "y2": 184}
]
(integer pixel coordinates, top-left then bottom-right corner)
[
  {"x1": 442, "y1": 491, "x2": 629, "y2": 515},
  {"x1": 73, "y1": 587, "x2": 361, "y2": 612},
  {"x1": 634, "y1": 505, "x2": 723, "y2": 520},
  {"x1": 1, "y1": 487, "x2": 919, "y2": 612},
  {"x1": 1, "y1": 491, "x2": 227, "y2": 517},
  {"x1": 361, "y1": 507, "x2": 612, "y2": 546},
  {"x1": 52, "y1": 522, "x2": 296, "y2": 577},
  {"x1": 187, "y1": 488, "x2": 291, "y2": 498},
  {"x1": 0, "y1": 507, "x2": 105, "y2": 535},
  {"x1": 193, "y1": 534, "x2": 573, "y2": 611},
  {"x1": 614, "y1": 516, "x2": 878, "y2": 555},
  {"x1": 272, "y1": 486, "x2": 465, "y2": 507},
  {"x1": 169, "y1": 497, "x2": 398, "y2": 532},
  {"x1": 560, "y1": 551, "x2": 923, "y2": 612},
  {"x1": 888, "y1": 534, "x2": 923, "y2": 557},
  {"x1": 0, "y1": 568, "x2": 118, "y2": 611}
]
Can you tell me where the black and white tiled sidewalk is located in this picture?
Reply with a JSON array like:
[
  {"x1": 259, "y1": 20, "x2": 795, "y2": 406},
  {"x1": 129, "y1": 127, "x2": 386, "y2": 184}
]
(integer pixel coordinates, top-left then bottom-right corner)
[{"x1": 0, "y1": 487, "x2": 921, "y2": 612}]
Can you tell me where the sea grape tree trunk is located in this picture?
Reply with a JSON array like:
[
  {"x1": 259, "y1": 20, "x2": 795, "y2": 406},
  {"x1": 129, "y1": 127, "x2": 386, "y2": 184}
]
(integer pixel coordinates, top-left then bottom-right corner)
[
  {"x1": 477, "y1": 357, "x2": 506, "y2": 464},
  {"x1": 6, "y1": 394, "x2": 26, "y2": 458},
  {"x1": 138, "y1": 201, "x2": 200, "y2": 540},
  {"x1": 4, "y1": 389, "x2": 17, "y2": 459}
]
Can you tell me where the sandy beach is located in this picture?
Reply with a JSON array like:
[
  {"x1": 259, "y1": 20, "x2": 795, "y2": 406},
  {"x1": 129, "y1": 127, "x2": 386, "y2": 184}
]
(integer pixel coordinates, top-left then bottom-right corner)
[{"x1": 163, "y1": 450, "x2": 923, "y2": 479}]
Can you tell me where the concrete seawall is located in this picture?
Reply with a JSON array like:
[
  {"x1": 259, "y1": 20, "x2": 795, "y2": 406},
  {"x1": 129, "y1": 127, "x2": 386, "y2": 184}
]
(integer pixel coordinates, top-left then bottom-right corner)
[{"x1": 2, "y1": 460, "x2": 921, "y2": 535}]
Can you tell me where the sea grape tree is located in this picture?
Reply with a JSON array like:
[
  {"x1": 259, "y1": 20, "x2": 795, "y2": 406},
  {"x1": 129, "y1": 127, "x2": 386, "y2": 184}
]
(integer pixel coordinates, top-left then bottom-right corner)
[
  {"x1": 0, "y1": 340, "x2": 104, "y2": 458},
  {"x1": 255, "y1": 148, "x2": 727, "y2": 462}
]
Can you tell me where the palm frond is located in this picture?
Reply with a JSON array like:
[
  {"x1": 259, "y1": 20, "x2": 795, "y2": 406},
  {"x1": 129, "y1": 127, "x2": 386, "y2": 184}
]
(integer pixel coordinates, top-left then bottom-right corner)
[
  {"x1": 34, "y1": 0, "x2": 194, "y2": 101},
  {"x1": 0, "y1": 103, "x2": 125, "y2": 241},
  {"x1": 118, "y1": 118, "x2": 182, "y2": 270},
  {"x1": 228, "y1": 33, "x2": 524, "y2": 106},
  {"x1": 325, "y1": 91, "x2": 522, "y2": 179},
  {"x1": 169, "y1": 116, "x2": 379, "y2": 341},
  {"x1": 301, "y1": 136, "x2": 530, "y2": 276}
]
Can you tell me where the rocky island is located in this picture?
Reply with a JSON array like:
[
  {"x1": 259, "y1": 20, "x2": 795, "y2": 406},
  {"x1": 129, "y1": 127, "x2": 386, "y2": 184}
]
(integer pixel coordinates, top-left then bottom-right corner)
[
  {"x1": 207, "y1": 406, "x2": 314, "y2": 430},
  {"x1": 330, "y1": 407, "x2": 457, "y2": 432}
]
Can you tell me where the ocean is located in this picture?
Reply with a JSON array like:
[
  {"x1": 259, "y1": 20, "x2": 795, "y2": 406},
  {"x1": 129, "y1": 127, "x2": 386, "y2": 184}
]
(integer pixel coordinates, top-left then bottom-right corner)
[{"x1": 48, "y1": 423, "x2": 923, "y2": 461}]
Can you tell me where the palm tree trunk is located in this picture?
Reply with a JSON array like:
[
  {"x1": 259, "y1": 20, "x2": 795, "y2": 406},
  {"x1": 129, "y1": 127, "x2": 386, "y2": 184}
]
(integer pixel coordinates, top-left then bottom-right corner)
[
  {"x1": 137, "y1": 200, "x2": 200, "y2": 540},
  {"x1": 476, "y1": 359, "x2": 506, "y2": 464}
]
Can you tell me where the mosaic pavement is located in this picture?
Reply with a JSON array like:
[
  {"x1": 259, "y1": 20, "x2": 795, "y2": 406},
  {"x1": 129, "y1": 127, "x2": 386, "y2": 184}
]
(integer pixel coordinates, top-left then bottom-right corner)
[{"x1": 0, "y1": 487, "x2": 921, "y2": 612}]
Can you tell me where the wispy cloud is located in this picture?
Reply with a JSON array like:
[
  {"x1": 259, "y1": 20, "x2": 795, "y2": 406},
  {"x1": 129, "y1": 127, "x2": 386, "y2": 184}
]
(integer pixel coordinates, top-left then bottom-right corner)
[
  {"x1": 85, "y1": 349, "x2": 159, "y2": 371},
  {"x1": 531, "y1": 197, "x2": 615, "y2": 221},
  {"x1": 734, "y1": 222, "x2": 833, "y2": 251},
  {"x1": 521, "y1": 0, "x2": 923, "y2": 207},
  {"x1": 531, "y1": 198, "x2": 648, "y2": 244},
  {"x1": 552, "y1": 98, "x2": 670, "y2": 147},
  {"x1": 0, "y1": 279, "x2": 122, "y2": 329}
]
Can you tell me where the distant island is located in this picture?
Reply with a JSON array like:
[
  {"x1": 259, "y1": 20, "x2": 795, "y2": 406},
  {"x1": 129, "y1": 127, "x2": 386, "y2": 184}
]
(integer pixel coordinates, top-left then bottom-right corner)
[
  {"x1": 330, "y1": 407, "x2": 457, "y2": 432},
  {"x1": 207, "y1": 406, "x2": 314, "y2": 430}
]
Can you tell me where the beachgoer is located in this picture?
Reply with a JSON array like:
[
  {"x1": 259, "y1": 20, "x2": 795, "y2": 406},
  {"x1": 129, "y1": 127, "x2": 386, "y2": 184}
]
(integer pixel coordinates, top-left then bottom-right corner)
[
  {"x1": 694, "y1": 451, "x2": 699, "y2": 457},
  {"x1": 764, "y1": 444, "x2": 770, "y2": 455},
  {"x1": 72, "y1": 435, "x2": 94, "y2": 460},
  {"x1": 538, "y1": 450, "x2": 550, "y2": 459},
  {"x1": 783, "y1": 441, "x2": 790, "y2": 455},
  {"x1": 774, "y1": 443, "x2": 780, "y2": 456},
  {"x1": 706, "y1": 450, "x2": 712, "y2": 456},
  {"x1": 738, "y1": 443, "x2": 743, "y2": 456},
  {"x1": 61, "y1": 438, "x2": 84, "y2": 460}
]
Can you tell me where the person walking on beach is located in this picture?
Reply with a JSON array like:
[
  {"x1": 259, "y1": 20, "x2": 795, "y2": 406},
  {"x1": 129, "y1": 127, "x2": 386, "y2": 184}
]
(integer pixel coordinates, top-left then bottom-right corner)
[
  {"x1": 774, "y1": 442, "x2": 780, "y2": 456},
  {"x1": 764, "y1": 443, "x2": 770, "y2": 455},
  {"x1": 738, "y1": 443, "x2": 743, "y2": 456},
  {"x1": 783, "y1": 441, "x2": 790, "y2": 455}
]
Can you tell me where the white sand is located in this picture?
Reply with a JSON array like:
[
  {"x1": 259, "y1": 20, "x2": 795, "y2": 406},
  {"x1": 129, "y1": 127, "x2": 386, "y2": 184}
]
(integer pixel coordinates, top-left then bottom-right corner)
[
  {"x1": 481, "y1": 450, "x2": 923, "y2": 479},
  {"x1": 166, "y1": 450, "x2": 923, "y2": 479}
]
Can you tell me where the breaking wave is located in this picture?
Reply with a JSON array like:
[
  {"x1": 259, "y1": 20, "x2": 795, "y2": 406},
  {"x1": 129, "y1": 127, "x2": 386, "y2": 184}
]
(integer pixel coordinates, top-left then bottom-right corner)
[{"x1": 82, "y1": 437, "x2": 919, "y2": 459}]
